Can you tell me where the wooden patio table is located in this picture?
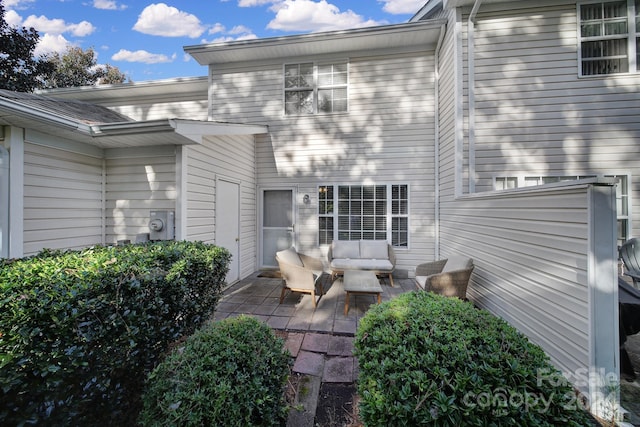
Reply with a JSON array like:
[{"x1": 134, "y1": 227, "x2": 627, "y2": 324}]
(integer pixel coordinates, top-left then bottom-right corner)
[{"x1": 342, "y1": 270, "x2": 383, "y2": 315}]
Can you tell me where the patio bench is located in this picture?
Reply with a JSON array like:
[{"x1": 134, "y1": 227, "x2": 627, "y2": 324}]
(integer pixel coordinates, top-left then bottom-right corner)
[{"x1": 328, "y1": 240, "x2": 396, "y2": 286}]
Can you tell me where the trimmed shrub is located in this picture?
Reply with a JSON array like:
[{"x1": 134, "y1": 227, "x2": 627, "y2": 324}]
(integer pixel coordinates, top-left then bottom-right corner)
[
  {"x1": 354, "y1": 291, "x2": 594, "y2": 426},
  {"x1": 0, "y1": 241, "x2": 230, "y2": 426},
  {"x1": 139, "y1": 316, "x2": 291, "y2": 427}
]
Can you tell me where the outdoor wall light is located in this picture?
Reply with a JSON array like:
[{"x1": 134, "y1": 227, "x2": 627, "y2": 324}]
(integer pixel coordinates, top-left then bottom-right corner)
[{"x1": 303, "y1": 194, "x2": 310, "y2": 204}]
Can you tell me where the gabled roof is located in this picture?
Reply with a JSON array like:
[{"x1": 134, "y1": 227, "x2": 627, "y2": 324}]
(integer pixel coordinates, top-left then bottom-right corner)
[
  {"x1": 185, "y1": 20, "x2": 446, "y2": 65},
  {"x1": 0, "y1": 89, "x2": 268, "y2": 149}
]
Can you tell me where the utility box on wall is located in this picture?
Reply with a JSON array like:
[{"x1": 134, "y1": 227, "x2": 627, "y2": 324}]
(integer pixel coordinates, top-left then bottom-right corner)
[{"x1": 148, "y1": 210, "x2": 175, "y2": 241}]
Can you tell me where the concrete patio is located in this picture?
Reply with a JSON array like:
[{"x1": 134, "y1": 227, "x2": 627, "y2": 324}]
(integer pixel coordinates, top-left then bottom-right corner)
[
  {"x1": 213, "y1": 271, "x2": 416, "y2": 335},
  {"x1": 213, "y1": 271, "x2": 416, "y2": 426}
]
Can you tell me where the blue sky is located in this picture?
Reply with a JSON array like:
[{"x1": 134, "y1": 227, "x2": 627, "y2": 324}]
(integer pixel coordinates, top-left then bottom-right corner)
[{"x1": 3, "y1": 0, "x2": 426, "y2": 82}]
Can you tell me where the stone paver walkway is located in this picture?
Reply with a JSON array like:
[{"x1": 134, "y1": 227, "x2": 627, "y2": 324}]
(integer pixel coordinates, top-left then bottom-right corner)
[{"x1": 214, "y1": 272, "x2": 416, "y2": 426}]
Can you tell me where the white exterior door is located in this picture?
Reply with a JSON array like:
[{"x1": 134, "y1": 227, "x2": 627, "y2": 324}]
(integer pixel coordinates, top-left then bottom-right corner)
[
  {"x1": 216, "y1": 178, "x2": 240, "y2": 284},
  {"x1": 261, "y1": 189, "x2": 294, "y2": 268}
]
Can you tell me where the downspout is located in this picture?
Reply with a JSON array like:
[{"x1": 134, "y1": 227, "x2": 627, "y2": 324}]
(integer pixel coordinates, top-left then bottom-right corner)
[
  {"x1": 434, "y1": 24, "x2": 446, "y2": 260},
  {"x1": 467, "y1": 0, "x2": 483, "y2": 193},
  {"x1": 0, "y1": 142, "x2": 9, "y2": 258},
  {"x1": 101, "y1": 158, "x2": 106, "y2": 244}
]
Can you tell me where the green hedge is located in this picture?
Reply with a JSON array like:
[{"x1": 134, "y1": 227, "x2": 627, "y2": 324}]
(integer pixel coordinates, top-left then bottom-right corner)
[
  {"x1": 139, "y1": 315, "x2": 291, "y2": 427},
  {"x1": 0, "y1": 241, "x2": 230, "y2": 426},
  {"x1": 354, "y1": 291, "x2": 594, "y2": 426}
]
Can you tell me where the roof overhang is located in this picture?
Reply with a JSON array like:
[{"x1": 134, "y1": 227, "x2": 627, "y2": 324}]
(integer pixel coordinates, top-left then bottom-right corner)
[
  {"x1": 185, "y1": 20, "x2": 447, "y2": 65},
  {"x1": 0, "y1": 96, "x2": 268, "y2": 149},
  {"x1": 443, "y1": 0, "x2": 525, "y2": 8}
]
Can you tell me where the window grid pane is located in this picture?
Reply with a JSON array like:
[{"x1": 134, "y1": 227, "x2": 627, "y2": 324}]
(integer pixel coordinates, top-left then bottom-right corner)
[
  {"x1": 319, "y1": 183, "x2": 408, "y2": 248},
  {"x1": 285, "y1": 62, "x2": 348, "y2": 115},
  {"x1": 579, "y1": 1, "x2": 636, "y2": 75},
  {"x1": 318, "y1": 186, "x2": 334, "y2": 245}
]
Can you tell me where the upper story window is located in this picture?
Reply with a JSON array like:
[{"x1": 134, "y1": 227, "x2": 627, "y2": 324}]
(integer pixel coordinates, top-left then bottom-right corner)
[
  {"x1": 284, "y1": 61, "x2": 348, "y2": 115},
  {"x1": 578, "y1": 0, "x2": 639, "y2": 76}
]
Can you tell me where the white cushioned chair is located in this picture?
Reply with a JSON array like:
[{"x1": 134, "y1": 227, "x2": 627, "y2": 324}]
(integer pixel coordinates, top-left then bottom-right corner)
[
  {"x1": 415, "y1": 255, "x2": 474, "y2": 299},
  {"x1": 276, "y1": 247, "x2": 325, "y2": 307}
]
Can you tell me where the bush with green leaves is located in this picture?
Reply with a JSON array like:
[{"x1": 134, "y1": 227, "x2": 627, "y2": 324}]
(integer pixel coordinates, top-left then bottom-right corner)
[
  {"x1": 0, "y1": 240, "x2": 230, "y2": 426},
  {"x1": 354, "y1": 291, "x2": 594, "y2": 426},
  {"x1": 139, "y1": 315, "x2": 291, "y2": 427}
]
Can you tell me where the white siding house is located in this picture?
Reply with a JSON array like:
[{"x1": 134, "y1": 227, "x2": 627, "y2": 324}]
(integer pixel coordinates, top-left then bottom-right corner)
[
  {"x1": 1, "y1": 0, "x2": 637, "y2": 418},
  {"x1": 186, "y1": 21, "x2": 445, "y2": 271}
]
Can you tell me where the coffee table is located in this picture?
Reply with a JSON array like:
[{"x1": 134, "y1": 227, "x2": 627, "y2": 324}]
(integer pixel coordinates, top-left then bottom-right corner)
[{"x1": 342, "y1": 270, "x2": 383, "y2": 315}]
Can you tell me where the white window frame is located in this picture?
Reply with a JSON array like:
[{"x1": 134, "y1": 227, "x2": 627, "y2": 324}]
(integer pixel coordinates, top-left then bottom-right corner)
[
  {"x1": 494, "y1": 174, "x2": 632, "y2": 245},
  {"x1": 317, "y1": 183, "x2": 409, "y2": 248},
  {"x1": 283, "y1": 60, "x2": 348, "y2": 115},
  {"x1": 577, "y1": 0, "x2": 639, "y2": 76}
]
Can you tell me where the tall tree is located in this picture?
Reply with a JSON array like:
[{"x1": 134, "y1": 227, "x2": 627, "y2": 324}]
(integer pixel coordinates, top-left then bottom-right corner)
[
  {"x1": 42, "y1": 46, "x2": 128, "y2": 88},
  {"x1": 0, "y1": 2, "x2": 53, "y2": 92}
]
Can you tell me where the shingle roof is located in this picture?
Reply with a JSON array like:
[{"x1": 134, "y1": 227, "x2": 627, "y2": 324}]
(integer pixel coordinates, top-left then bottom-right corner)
[{"x1": 0, "y1": 89, "x2": 133, "y2": 124}]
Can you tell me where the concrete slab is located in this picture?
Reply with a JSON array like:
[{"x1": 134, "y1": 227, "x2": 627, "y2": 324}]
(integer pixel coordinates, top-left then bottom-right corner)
[
  {"x1": 333, "y1": 319, "x2": 357, "y2": 335},
  {"x1": 301, "y1": 333, "x2": 331, "y2": 353},
  {"x1": 287, "y1": 374, "x2": 322, "y2": 427},
  {"x1": 253, "y1": 304, "x2": 278, "y2": 316},
  {"x1": 284, "y1": 332, "x2": 305, "y2": 357},
  {"x1": 293, "y1": 350, "x2": 325, "y2": 377},
  {"x1": 287, "y1": 316, "x2": 311, "y2": 332},
  {"x1": 323, "y1": 356, "x2": 354, "y2": 383},
  {"x1": 327, "y1": 335, "x2": 354, "y2": 356},
  {"x1": 267, "y1": 315, "x2": 290, "y2": 330}
]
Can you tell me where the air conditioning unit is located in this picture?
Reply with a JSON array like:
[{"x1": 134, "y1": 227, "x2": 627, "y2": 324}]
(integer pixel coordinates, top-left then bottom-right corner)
[{"x1": 148, "y1": 210, "x2": 175, "y2": 241}]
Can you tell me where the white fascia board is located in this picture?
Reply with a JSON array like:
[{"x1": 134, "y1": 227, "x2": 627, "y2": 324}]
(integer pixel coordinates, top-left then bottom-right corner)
[
  {"x1": 185, "y1": 20, "x2": 446, "y2": 65},
  {"x1": 169, "y1": 119, "x2": 268, "y2": 143}
]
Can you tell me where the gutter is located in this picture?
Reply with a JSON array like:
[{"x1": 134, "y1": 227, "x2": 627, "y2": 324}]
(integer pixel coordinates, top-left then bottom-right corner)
[
  {"x1": 434, "y1": 23, "x2": 447, "y2": 260},
  {"x1": 467, "y1": 0, "x2": 483, "y2": 193}
]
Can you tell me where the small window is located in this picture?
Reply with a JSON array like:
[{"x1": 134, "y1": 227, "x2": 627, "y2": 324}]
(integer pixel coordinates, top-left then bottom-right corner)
[
  {"x1": 318, "y1": 184, "x2": 408, "y2": 248},
  {"x1": 284, "y1": 61, "x2": 348, "y2": 115},
  {"x1": 578, "y1": 0, "x2": 639, "y2": 75}
]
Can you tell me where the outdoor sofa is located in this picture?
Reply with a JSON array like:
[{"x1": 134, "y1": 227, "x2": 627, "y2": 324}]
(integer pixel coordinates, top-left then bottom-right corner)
[{"x1": 328, "y1": 240, "x2": 396, "y2": 286}]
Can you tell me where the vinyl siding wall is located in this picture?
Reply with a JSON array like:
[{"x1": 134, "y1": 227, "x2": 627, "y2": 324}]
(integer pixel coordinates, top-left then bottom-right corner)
[
  {"x1": 183, "y1": 134, "x2": 257, "y2": 279},
  {"x1": 439, "y1": 182, "x2": 617, "y2": 397},
  {"x1": 435, "y1": 4, "x2": 620, "y2": 396},
  {"x1": 104, "y1": 146, "x2": 176, "y2": 244},
  {"x1": 469, "y1": 1, "x2": 640, "y2": 238},
  {"x1": 209, "y1": 49, "x2": 436, "y2": 271},
  {"x1": 109, "y1": 99, "x2": 208, "y2": 122},
  {"x1": 22, "y1": 141, "x2": 103, "y2": 254}
]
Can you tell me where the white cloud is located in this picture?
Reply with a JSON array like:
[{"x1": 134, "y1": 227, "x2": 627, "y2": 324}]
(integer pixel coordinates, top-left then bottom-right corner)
[
  {"x1": 112, "y1": 49, "x2": 176, "y2": 64},
  {"x1": 22, "y1": 15, "x2": 96, "y2": 36},
  {"x1": 132, "y1": 3, "x2": 206, "y2": 38},
  {"x1": 266, "y1": 0, "x2": 384, "y2": 33},
  {"x1": 201, "y1": 24, "x2": 257, "y2": 44},
  {"x1": 208, "y1": 23, "x2": 226, "y2": 34},
  {"x1": 379, "y1": 0, "x2": 426, "y2": 15},
  {"x1": 6, "y1": 11, "x2": 94, "y2": 56},
  {"x1": 3, "y1": 0, "x2": 35, "y2": 9},
  {"x1": 228, "y1": 25, "x2": 253, "y2": 35},
  {"x1": 93, "y1": 0, "x2": 127, "y2": 11},
  {"x1": 33, "y1": 33, "x2": 72, "y2": 56},
  {"x1": 238, "y1": 0, "x2": 276, "y2": 6},
  {"x1": 4, "y1": 10, "x2": 23, "y2": 27}
]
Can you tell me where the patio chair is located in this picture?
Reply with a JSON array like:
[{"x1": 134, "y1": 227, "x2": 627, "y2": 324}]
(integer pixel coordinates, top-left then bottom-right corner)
[
  {"x1": 275, "y1": 247, "x2": 325, "y2": 307},
  {"x1": 620, "y1": 238, "x2": 640, "y2": 288},
  {"x1": 415, "y1": 255, "x2": 474, "y2": 300}
]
